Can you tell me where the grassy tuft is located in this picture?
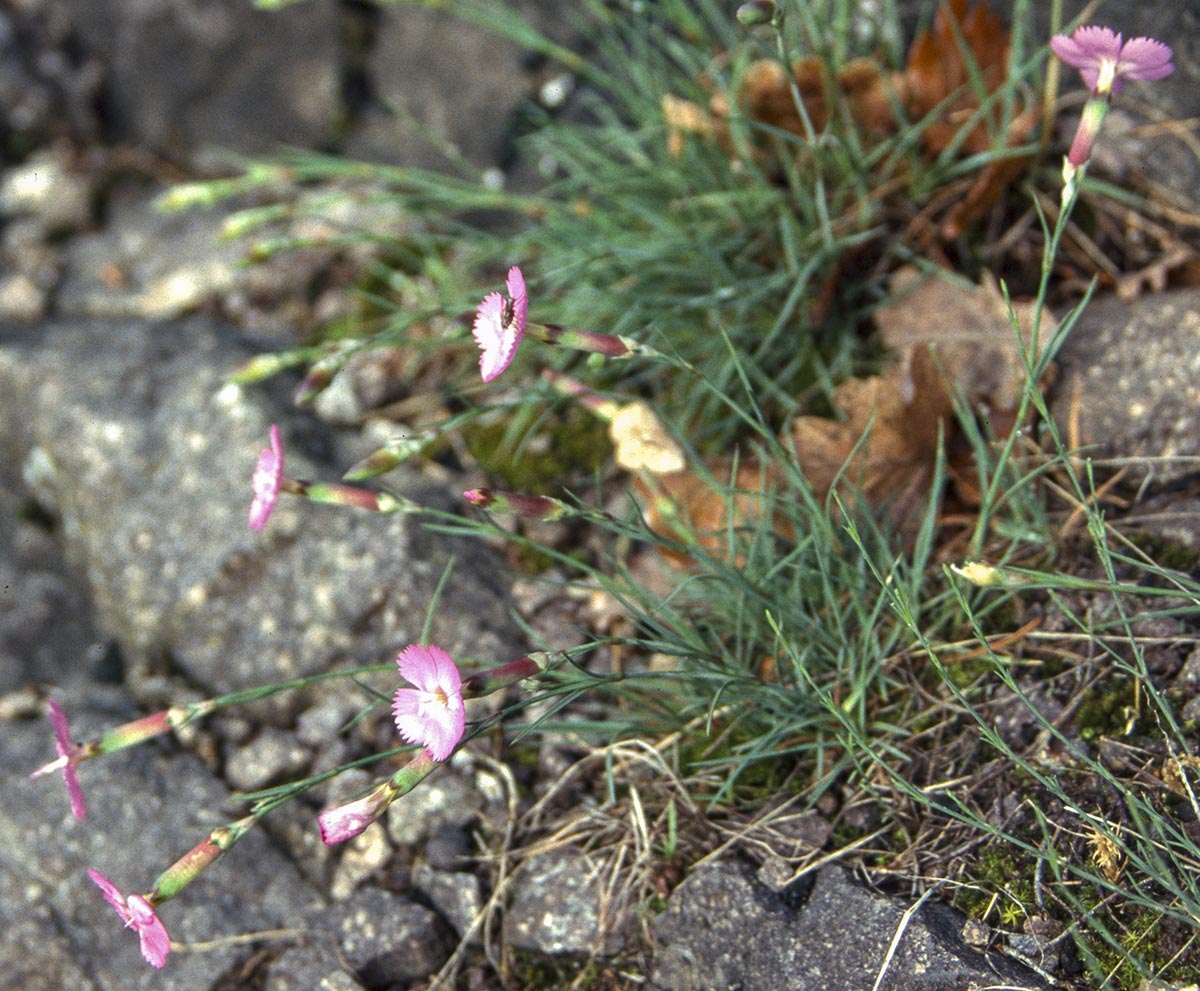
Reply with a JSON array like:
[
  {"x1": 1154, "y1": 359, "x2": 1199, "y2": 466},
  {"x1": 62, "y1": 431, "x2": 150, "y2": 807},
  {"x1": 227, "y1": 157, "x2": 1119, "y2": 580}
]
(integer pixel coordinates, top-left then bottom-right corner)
[{"x1": 194, "y1": 1, "x2": 1200, "y2": 986}]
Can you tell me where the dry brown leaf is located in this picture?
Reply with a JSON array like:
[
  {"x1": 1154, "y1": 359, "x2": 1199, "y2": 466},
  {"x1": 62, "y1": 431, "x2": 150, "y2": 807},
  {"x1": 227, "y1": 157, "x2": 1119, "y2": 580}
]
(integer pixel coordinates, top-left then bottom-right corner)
[
  {"x1": 662, "y1": 94, "x2": 729, "y2": 158},
  {"x1": 669, "y1": 54, "x2": 901, "y2": 161},
  {"x1": 940, "y1": 117, "x2": 1036, "y2": 238},
  {"x1": 741, "y1": 58, "x2": 814, "y2": 136},
  {"x1": 735, "y1": 56, "x2": 901, "y2": 139},
  {"x1": 874, "y1": 265, "x2": 1055, "y2": 416},
  {"x1": 783, "y1": 266, "x2": 1056, "y2": 532},
  {"x1": 635, "y1": 460, "x2": 789, "y2": 563},
  {"x1": 788, "y1": 344, "x2": 953, "y2": 533},
  {"x1": 905, "y1": 0, "x2": 1011, "y2": 156},
  {"x1": 1088, "y1": 824, "x2": 1125, "y2": 884},
  {"x1": 633, "y1": 267, "x2": 1057, "y2": 554},
  {"x1": 901, "y1": 0, "x2": 1036, "y2": 240}
]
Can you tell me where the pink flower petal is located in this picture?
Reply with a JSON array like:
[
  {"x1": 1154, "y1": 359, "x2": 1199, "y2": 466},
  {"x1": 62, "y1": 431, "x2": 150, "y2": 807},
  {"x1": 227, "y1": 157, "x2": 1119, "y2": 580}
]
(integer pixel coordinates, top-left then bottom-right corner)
[
  {"x1": 472, "y1": 266, "x2": 527, "y2": 383},
  {"x1": 128, "y1": 895, "x2": 171, "y2": 968},
  {"x1": 505, "y1": 265, "x2": 528, "y2": 336},
  {"x1": 398, "y1": 644, "x2": 460, "y2": 693},
  {"x1": 317, "y1": 790, "x2": 385, "y2": 845},
  {"x1": 1071, "y1": 25, "x2": 1122, "y2": 62},
  {"x1": 1118, "y1": 36, "x2": 1175, "y2": 81},
  {"x1": 420, "y1": 697, "x2": 466, "y2": 762},
  {"x1": 87, "y1": 868, "x2": 125, "y2": 914},
  {"x1": 1051, "y1": 25, "x2": 1173, "y2": 95},
  {"x1": 87, "y1": 869, "x2": 170, "y2": 969},
  {"x1": 30, "y1": 699, "x2": 86, "y2": 819},
  {"x1": 392, "y1": 644, "x2": 465, "y2": 761},
  {"x1": 249, "y1": 424, "x2": 284, "y2": 531}
]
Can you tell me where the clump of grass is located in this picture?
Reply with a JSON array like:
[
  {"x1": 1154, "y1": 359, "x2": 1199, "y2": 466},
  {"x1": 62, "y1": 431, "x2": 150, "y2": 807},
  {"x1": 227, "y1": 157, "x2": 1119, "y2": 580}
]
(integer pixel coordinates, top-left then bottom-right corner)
[{"x1": 193, "y1": 0, "x2": 1200, "y2": 986}]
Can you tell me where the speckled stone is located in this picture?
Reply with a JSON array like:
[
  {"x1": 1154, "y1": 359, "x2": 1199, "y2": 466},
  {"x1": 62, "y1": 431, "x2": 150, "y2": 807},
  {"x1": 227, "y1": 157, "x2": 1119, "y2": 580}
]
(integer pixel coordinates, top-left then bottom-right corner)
[
  {"x1": 223, "y1": 726, "x2": 309, "y2": 792},
  {"x1": 0, "y1": 317, "x2": 527, "y2": 717},
  {"x1": 329, "y1": 886, "x2": 452, "y2": 986},
  {"x1": 503, "y1": 847, "x2": 628, "y2": 956},
  {"x1": 1050, "y1": 289, "x2": 1200, "y2": 483},
  {"x1": 651, "y1": 861, "x2": 1051, "y2": 991}
]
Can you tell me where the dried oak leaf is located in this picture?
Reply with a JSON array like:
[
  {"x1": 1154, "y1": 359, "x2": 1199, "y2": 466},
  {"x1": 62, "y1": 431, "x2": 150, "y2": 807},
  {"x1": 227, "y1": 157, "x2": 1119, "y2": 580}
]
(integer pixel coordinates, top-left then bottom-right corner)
[
  {"x1": 612, "y1": 402, "x2": 782, "y2": 561},
  {"x1": 662, "y1": 93, "x2": 730, "y2": 158},
  {"x1": 905, "y1": 0, "x2": 1010, "y2": 156},
  {"x1": 629, "y1": 266, "x2": 1058, "y2": 555},
  {"x1": 609, "y1": 401, "x2": 686, "y2": 475},
  {"x1": 874, "y1": 265, "x2": 1055, "y2": 417},
  {"x1": 786, "y1": 266, "x2": 1055, "y2": 530},
  {"x1": 666, "y1": 55, "x2": 900, "y2": 158},
  {"x1": 903, "y1": 0, "x2": 1038, "y2": 237},
  {"x1": 788, "y1": 344, "x2": 953, "y2": 533},
  {"x1": 634, "y1": 459, "x2": 790, "y2": 563},
  {"x1": 729, "y1": 56, "x2": 900, "y2": 138}
]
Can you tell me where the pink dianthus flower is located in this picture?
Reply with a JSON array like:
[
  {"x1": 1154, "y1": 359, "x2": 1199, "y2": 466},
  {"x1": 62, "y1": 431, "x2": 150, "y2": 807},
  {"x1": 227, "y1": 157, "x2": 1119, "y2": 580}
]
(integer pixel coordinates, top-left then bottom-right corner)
[
  {"x1": 87, "y1": 869, "x2": 170, "y2": 969},
  {"x1": 249, "y1": 424, "x2": 284, "y2": 531},
  {"x1": 29, "y1": 699, "x2": 87, "y2": 819},
  {"x1": 472, "y1": 266, "x2": 527, "y2": 383},
  {"x1": 1051, "y1": 26, "x2": 1173, "y2": 96},
  {"x1": 391, "y1": 644, "x2": 465, "y2": 762}
]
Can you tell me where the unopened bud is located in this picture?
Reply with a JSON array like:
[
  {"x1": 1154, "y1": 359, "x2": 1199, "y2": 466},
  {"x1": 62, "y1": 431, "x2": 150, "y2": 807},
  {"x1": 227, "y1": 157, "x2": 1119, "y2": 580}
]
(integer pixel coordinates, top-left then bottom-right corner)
[
  {"x1": 950, "y1": 561, "x2": 1005, "y2": 587},
  {"x1": 462, "y1": 656, "x2": 543, "y2": 697},
  {"x1": 294, "y1": 364, "x2": 334, "y2": 405},
  {"x1": 736, "y1": 1, "x2": 777, "y2": 26},
  {"x1": 150, "y1": 815, "x2": 257, "y2": 902},
  {"x1": 344, "y1": 432, "x2": 434, "y2": 481},
  {"x1": 463, "y1": 488, "x2": 568, "y2": 520}
]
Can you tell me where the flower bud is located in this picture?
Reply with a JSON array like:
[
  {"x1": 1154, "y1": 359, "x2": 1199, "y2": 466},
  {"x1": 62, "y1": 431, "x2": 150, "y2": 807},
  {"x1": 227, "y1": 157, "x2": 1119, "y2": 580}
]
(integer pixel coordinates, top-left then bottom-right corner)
[
  {"x1": 461, "y1": 656, "x2": 543, "y2": 697},
  {"x1": 950, "y1": 561, "x2": 1007, "y2": 587},
  {"x1": 150, "y1": 815, "x2": 257, "y2": 902},
  {"x1": 463, "y1": 488, "x2": 569, "y2": 520},
  {"x1": 736, "y1": 1, "x2": 777, "y2": 26}
]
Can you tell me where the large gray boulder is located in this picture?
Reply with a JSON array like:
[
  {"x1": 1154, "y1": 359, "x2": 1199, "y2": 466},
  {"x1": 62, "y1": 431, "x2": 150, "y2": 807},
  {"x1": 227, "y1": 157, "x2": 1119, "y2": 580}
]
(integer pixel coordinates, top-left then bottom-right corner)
[
  {"x1": 651, "y1": 861, "x2": 1052, "y2": 991},
  {"x1": 0, "y1": 317, "x2": 524, "y2": 706},
  {"x1": 0, "y1": 315, "x2": 527, "y2": 987},
  {"x1": 55, "y1": 0, "x2": 343, "y2": 157}
]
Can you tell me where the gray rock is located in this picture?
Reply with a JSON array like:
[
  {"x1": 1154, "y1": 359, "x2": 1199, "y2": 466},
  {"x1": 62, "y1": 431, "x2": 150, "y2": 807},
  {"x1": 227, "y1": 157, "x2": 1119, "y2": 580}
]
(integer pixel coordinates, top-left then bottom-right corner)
[
  {"x1": 414, "y1": 862, "x2": 485, "y2": 943},
  {"x1": 0, "y1": 4, "x2": 104, "y2": 159},
  {"x1": 652, "y1": 860, "x2": 802, "y2": 991},
  {"x1": 651, "y1": 861, "x2": 1050, "y2": 991},
  {"x1": 345, "y1": 5, "x2": 534, "y2": 171},
  {"x1": 263, "y1": 940, "x2": 361, "y2": 991},
  {"x1": 327, "y1": 886, "x2": 453, "y2": 986},
  {"x1": 0, "y1": 147, "x2": 94, "y2": 234},
  {"x1": 0, "y1": 418, "x2": 101, "y2": 694},
  {"x1": 296, "y1": 697, "x2": 360, "y2": 747},
  {"x1": 386, "y1": 762, "x2": 486, "y2": 847},
  {"x1": 0, "y1": 271, "x2": 49, "y2": 321},
  {"x1": 56, "y1": 0, "x2": 342, "y2": 157},
  {"x1": 504, "y1": 847, "x2": 627, "y2": 956},
  {"x1": 55, "y1": 185, "x2": 247, "y2": 322},
  {"x1": 224, "y1": 726, "x2": 310, "y2": 793},
  {"x1": 1050, "y1": 289, "x2": 1200, "y2": 484},
  {"x1": 0, "y1": 313, "x2": 530, "y2": 985},
  {"x1": 1112, "y1": 490, "x2": 1200, "y2": 557},
  {"x1": 344, "y1": 1, "x2": 576, "y2": 172},
  {"x1": 0, "y1": 317, "x2": 525, "y2": 715}
]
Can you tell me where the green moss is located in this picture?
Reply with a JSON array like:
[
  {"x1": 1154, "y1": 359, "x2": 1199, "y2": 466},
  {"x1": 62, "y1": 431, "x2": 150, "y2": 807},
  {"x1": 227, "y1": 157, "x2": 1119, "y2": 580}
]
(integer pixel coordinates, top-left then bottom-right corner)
[
  {"x1": 1123, "y1": 530, "x2": 1200, "y2": 574},
  {"x1": 1075, "y1": 678, "x2": 1154, "y2": 742},
  {"x1": 952, "y1": 846, "x2": 1035, "y2": 927},
  {"x1": 463, "y1": 405, "x2": 611, "y2": 493},
  {"x1": 944, "y1": 655, "x2": 993, "y2": 690},
  {"x1": 1073, "y1": 904, "x2": 1174, "y2": 991},
  {"x1": 507, "y1": 952, "x2": 626, "y2": 991}
]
